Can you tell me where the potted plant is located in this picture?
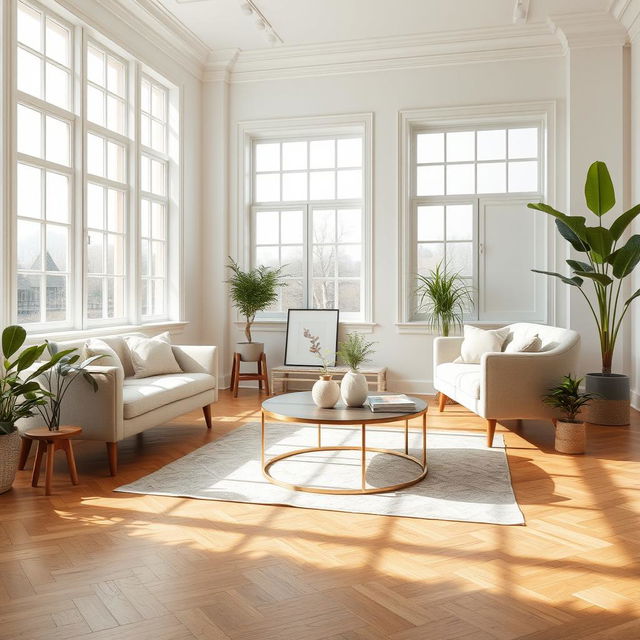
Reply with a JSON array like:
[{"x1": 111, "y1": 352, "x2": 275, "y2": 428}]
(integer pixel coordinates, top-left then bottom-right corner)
[
  {"x1": 226, "y1": 258, "x2": 286, "y2": 362},
  {"x1": 529, "y1": 161, "x2": 640, "y2": 425},
  {"x1": 34, "y1": 343, "x2": 105, "y2": 431},
  {"x1": 543, "y1": 374, "x2": 598, "y2": 454},
  {"x1": 304, "y1": 329, "x2": 340, "y2": 408},
  {"x1": 416, "y1": 261, "x2": 474, "y2": 337},
  {"x1": 0, "y1": 326, "x2": 61, "y2": 493},
  {"x1": 337, "y1": 332, "x2": 376, "y2": 407}
]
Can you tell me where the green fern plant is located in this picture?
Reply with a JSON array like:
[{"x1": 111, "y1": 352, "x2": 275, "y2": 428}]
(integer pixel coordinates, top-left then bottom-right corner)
[
  {"x1": 226, "y1": 258, "x2": 286, "y2": 343},
  {"x1": 416, "y1": 261, "x2": 474, "y2": 336},
  {"x1": 337, "y1": 332, "x2": 376, "y2": 371},
  {"x1": 542, "y1": 375, "x2": 598, "y2": 423}
]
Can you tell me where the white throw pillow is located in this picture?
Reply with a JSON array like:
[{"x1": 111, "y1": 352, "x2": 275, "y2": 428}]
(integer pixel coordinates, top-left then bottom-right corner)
[
  {"x1": 125, "y1": 332, "x2": 182, "y2": 379},
  {"x1": 457, "y1": 325, "x2": 510, "y2": 364},
  {"x1": 85, "y1": 338, "x2": 125, "y2": 378},
  {"x1": 504, "y1": 333, "x2": 542, "y2": 354}
]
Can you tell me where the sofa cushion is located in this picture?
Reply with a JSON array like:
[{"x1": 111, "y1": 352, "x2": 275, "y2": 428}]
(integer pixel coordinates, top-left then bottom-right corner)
[
  {"x1": 85, "y1": 338, "x2": 125, "y2": 378},
  {"x1": 436, "y1": 363, "x2": 481, "y2": 399},
  {"x1": 457, "y1": 325, "x2": 509, "y2": 364},
  {"x1": 125, "y1": 332, "x2": 182, "y2": 379},
  {"x1": 122, "y1": 372, "x2": 215, "y2": 420}
]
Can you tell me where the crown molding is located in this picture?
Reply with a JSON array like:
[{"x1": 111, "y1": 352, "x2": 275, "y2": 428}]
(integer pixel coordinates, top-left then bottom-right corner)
[
  {"x1": 610, "y1": 0, "x2": 640, "y2": 41},
  {"x1": 79, "y1": 0, "x2": 209, "y2": 77},
  {"x1": 228, "y1": 23, "x2": 562, "y2": 83},
  {"x1": 203, "y1": 48, "x2": 240, "y2": 83},
  {"x1": 549, "y1": 11, "x2": 629, "y2": 53}
]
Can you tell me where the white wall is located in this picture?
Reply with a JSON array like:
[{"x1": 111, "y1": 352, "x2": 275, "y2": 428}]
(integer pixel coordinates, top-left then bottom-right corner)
[
  {"x1": 219, "y1": 57, "x2": 568, "y2": 391},
  {"x1": 631, "y1": 36, "x2": 640, "y2": 410}
]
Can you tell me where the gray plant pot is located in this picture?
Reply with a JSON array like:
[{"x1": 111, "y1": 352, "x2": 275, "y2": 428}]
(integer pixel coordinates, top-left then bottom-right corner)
[
  {"x1": 0, "y1": 429, "x2": 21, "y2": 494},
  {"x1": 585, "y1": 373, "x2": 630, "y2": 426},
  {"x1": 236, "y1": 342, "x2": 264, "y2": 362}
]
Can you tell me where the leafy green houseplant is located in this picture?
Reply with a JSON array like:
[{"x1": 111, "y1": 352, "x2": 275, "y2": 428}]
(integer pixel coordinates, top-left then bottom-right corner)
[
  {"x1": 226, "y1": 258, "x2": 286, "y2": 362},
  {"x1": 337, "y1": 332, "x2": 377, "y2": 407},
  {"x1": 34, "y1": 344, "x2": 104, "y2": 431},
  {"x1": 0, "y1": 326, "x2": 60, "y2": 493},
  {"x1": 528, "y1": 161, "x2": 640, "y2": 424},
  {"x1": 416, "y1": 261, "x2": 474, "y2": 336},
  {"x1": 542, "y1": 374, "x2": 597, "y2": 454}
]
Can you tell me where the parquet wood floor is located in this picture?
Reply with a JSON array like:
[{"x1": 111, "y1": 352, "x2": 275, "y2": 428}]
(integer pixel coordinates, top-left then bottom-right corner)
[{"x1": 1, "y1": 390, "x2": 639, "y2": 639}]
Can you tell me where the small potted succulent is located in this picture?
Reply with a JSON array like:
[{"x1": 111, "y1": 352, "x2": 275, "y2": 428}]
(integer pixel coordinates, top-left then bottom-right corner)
[
  {"x1": 542, "y1": 374, "x2": 597, "y2": 454},
  {"x1": 0, "y1": 326, "x2": 60, "y2": 493},
  {"x1": 336, "y1": 332, "x2": 376, "y2": 407},
  {"x1": 304, "y1": 329, "x2": 339, "y2": 408},
  {"x1": 226, "y1": 258, "x2": 286, "y2": 362}
]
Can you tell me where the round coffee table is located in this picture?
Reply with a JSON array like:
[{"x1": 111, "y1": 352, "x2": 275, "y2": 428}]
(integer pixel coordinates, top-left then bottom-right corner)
[{"x1": 261, "y1": 391, "x2": 428, "y2": 495}]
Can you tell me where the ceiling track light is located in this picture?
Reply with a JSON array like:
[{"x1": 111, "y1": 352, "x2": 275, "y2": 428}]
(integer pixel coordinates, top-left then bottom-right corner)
[
  {"x1": 512, "y1": 0, "x2": 529, "y2": 24},
  {"x1": 238, "y1": 0, "x2": 282, "y2": 45}
]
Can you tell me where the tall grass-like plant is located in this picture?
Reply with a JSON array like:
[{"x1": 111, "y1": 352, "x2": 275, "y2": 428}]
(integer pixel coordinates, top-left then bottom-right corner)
[
  {"x1": 542, "y1": 374, "x2": 597, "y2": 422},
  {"x1": 337, "y1": 333, "x2": 376, "y2": 371},
  {"x1": 226, "y1": 258, "x2": 287, "y2": 343},
  {"x1": 416, "y1": 261, "x2": 473, "y2": 336}
]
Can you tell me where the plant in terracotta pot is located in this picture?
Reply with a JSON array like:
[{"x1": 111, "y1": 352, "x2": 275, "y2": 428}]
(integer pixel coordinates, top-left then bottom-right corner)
[
  {"x1": 542, "y1": 374, "x2": 598, "y2": 454},
  {"x1": 0, "y1": 326, "x2": 61, "y2": 493},
  {"x1": 304, "y1": 329, "x2": 339, "y2": 408},
  {"x1": 529, "y1": 161, "x2": 640, "y2": 425},
  {"x1": 337, "y1": 332, "x2": 376, "y2": 407},
  {"x1": 226, "y1": 258, "x2": 286, "y2": 362}
]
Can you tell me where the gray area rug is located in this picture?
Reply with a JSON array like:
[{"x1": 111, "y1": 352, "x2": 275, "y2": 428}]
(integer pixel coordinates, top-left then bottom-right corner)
[{"x1": 115, "y1": 422, "x2": 525, "y2": 525}]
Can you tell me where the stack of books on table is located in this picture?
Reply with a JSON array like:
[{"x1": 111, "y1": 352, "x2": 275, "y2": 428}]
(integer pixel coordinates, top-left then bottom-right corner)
[{"x1": 366, "y1": 394, "x2": 416, "y2": 413}]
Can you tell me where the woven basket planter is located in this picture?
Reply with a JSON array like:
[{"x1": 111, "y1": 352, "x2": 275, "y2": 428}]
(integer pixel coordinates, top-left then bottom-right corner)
[
  {"x1": 555, "y1": 420, "x2": 586, "y2": 455},
  {"x1": 0, "y1": 429, "x2": 22, "y2": 494}
]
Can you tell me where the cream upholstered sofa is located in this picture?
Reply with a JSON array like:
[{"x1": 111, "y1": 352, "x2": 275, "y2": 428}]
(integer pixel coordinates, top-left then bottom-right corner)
[
  {"x1": 433, "y1": 323, "x2": 580, "y2": 447},
  {"x1": 19, "y1": 333, "x2": 218, "y2": 475}
]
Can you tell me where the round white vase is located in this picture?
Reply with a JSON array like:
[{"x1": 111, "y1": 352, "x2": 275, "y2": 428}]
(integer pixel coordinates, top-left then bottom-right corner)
[
  {"x1": 311, "y1": 375, "x2": 340, "y2": 408},
  {"x1": 340, "y1": 370, "x2": 368, "y2": 407}
]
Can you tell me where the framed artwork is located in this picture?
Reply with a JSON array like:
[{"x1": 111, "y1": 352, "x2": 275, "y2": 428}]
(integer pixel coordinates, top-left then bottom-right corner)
[{"x1": 284, "y1": 309, "x2": 340, "y2": 367}]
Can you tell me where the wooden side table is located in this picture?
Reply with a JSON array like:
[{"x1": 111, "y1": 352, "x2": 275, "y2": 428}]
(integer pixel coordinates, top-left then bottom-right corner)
[
  {"x1": 230, "y1": 352, "x2": 270, "y2": 398},
  {"x1": 22, "y1": 426, "x2": 82, "y2": 496}
]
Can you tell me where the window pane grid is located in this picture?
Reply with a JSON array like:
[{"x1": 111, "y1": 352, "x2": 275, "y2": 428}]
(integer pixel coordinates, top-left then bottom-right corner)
[
  {"x1": 415, "y1": 126, "x2": 541, "y2": 196},
  {"x1": 252, "y1": 133, "x2": 364, "y2": 318}
]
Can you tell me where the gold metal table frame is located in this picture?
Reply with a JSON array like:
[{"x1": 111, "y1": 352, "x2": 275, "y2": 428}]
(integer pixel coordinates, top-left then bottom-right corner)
[{"x1": 261, "y1": 392, "x2": 428, "y2": 495}]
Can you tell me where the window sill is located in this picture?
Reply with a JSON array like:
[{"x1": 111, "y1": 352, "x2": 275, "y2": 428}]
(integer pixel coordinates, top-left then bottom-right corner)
[
  {"x1": 395, "y1": 320, "x2": 509, "y2": 335},
  {"x1": 234, "y1": 320, "x2": 377, "y2": 334},
  {"x1": 24, "y1": 321, "x2": 189, "y2": 344}
]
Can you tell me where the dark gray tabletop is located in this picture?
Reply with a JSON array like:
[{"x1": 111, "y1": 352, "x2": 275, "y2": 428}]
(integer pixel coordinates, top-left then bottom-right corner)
[{"x1": 262, "y1": 391, "x2": 428, "y2": 425}]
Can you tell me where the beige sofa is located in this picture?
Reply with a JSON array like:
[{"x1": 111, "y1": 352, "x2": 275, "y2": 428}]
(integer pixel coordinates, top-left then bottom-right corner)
[
  {"x1": 433, "y1": 323, "x2": 580, "y2": 447},
  {"x1": 19, "y1": 334, "x2": 218, "y2": 475}
]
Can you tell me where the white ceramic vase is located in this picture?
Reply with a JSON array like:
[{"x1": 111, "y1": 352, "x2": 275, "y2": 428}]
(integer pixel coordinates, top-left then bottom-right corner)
[
  {"x1": 340, "y1": 370, "x2": 368, "y2": 407},
  {"x1": 312, "y1": 375, "x2": 340, "y2": 409}
]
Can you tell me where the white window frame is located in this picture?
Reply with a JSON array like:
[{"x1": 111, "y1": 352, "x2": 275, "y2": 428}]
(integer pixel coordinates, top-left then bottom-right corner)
[
  {"x1": 398, "y1": 102, "x2": 556, "y2": 330},
  {"x1": 236, "y1": 113, "x2": 373, "y2": 326},
  {"x1": 5, "y1": 0, "x2": 182, "y2": 334}
]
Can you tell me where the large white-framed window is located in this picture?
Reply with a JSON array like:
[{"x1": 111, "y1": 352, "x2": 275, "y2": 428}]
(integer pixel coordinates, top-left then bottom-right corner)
[
  {"x1": 9, "y1": 0, "x2": 181, "y2": 332},
  {"x1": 399, "y1": 104, "x2": 554, "y2": 327},
  {"x1": 240, "y1": 114, "x2": 373, "y2": 323}
]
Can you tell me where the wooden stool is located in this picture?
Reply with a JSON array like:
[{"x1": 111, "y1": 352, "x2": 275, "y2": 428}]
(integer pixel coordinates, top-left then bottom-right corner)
[
  {"x1": 22, "y1": 426, "x2": 82, "y2": 496},
  {"x1": 230, "y1": 352, "x2": 270, "y2": 398}
]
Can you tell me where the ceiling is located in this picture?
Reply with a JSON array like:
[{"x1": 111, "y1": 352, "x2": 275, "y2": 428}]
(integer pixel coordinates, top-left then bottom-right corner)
[{"x1": 157, "y1": 0, "x2": 613, "y2": 52}]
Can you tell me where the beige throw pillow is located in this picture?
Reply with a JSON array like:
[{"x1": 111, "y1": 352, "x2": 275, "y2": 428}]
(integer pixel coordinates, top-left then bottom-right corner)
[
  {"x1": 504, "y1": 333, "x2": 542, "y2": 354},
  {"x1": 125, "y1": 332, "x2": 182, "y2": 379},
  {"x1": 457, "y1": 325, "x2": 510, "y2": 364},
  {"x1": 85, "y1": 338, "x2": 125, "y2": 378}
]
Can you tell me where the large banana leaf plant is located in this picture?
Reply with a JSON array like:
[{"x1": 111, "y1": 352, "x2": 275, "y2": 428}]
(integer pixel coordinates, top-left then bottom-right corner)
[{"x1": 528, "y1": 161, "x2": 640, "y2": 374}]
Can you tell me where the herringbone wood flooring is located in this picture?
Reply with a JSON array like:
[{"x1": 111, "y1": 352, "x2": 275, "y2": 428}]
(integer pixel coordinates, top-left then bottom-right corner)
[{"x1": 1, "y1": 390, "x2": 639, "y2": 639}]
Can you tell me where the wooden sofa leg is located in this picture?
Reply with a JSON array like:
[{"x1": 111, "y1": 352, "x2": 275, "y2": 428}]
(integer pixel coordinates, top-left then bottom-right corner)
[
  {"x1": 18, "y1": 436, "x2": 33, "y2": 470},
  {"x1": 438, "y1": 393, "x2": 448, "y2": 412},
  {"x1": 106, "y1": 442, "x2": 118, "y2": 476},
  {"x1": 486, "y1": 419, "x2": 497, "y2": 447},
  {"x1": 203, "y1": 404, "x2": 212, "y2": 429}
]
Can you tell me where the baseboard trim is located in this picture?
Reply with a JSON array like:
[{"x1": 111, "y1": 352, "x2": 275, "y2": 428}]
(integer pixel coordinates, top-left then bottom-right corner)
[{"x1": 229, "y1": 378, "x2": 435, "y2": 395}]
